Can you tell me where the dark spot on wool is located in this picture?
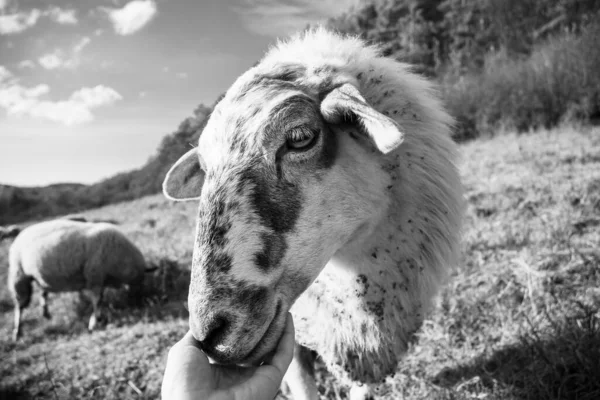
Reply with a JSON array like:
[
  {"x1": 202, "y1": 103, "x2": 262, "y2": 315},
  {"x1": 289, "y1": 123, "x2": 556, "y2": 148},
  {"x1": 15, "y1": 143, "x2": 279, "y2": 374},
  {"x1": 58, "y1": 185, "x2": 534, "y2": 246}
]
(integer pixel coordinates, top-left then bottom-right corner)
[
  {"x1": 313, "y1": 65, "x2": 337, "y2": 75},
  {"x1": 215, "y1": 200, "x2": 225, "y2": 217},
  {"x1": 236, "y1": 285, "x2": 268, "y2": 310},
  {"x1": 371, "y1": 252, "x2": 377, "y2": 259},
  {"x1": 393, "y1": 110, "x2": 398, "y2": 114},
  {"x1": 238, "y1": 138, "x2": 248, "y2": 155},
  {"x1": 233, "y1": 72, "x2": 300, "y2": 102},
  {"x1": 348, "y1": 130, "x2": 361, "y2": 141},
  {"x1": 316, "y1": 125, "x2": 338, "y2": 169},
  {"x1": 254, "y1": 232, "x2": 286, "y2": 271},
  {"x1": 367, "y1": 299, "x2": 385, "y2": 318},
  {"x1": 210, "y1": 223, "x2": 230, "y2": 248},
  {"x1": 202, "y1": 249, "x2": 233, "y2": 274},
  {"x1": 387, "y1": 185, "x2": 393, "y2": 190},
  {"x1": 356, "y1": 72, "x2": 363, "y2": 80},
  {"x1": 242, "y1": 169, "x2": 302, "y2": 233},
  {"x1": 355, "y1": 274, "x2": 370, "y2": 296},
  {"x1": 407, "y1": 219, "x2": 412, "y2": 223},
  {"x1": 227, "y1": 201, "x2": 240, "y2": 211}
]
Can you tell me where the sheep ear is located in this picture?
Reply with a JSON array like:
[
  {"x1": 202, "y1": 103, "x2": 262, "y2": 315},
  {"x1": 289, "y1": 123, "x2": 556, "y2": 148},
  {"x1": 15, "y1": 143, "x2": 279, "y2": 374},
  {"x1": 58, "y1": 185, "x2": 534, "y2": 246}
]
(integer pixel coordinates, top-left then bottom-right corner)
[
  {"x1": 320, "y1": 83, "x2": 404, "y2": 154},
  {"x1": 163, "y1": 148, "x2": 204, "y2": 201}
]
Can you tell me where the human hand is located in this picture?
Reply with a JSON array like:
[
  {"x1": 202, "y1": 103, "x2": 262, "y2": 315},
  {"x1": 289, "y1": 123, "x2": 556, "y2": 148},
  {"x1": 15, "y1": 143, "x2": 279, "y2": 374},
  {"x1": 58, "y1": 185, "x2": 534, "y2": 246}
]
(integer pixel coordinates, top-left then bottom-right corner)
[{"x1": 161, "y1": 313, "x2": 295, "y2": 400}]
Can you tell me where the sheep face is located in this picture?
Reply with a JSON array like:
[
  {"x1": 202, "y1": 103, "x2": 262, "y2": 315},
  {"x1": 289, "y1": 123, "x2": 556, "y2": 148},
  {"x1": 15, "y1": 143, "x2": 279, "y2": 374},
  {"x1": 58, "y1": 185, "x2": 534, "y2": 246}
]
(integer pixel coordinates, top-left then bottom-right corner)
[{"x1": 163, "y1": 63, "x2": 403, "y2": 365}]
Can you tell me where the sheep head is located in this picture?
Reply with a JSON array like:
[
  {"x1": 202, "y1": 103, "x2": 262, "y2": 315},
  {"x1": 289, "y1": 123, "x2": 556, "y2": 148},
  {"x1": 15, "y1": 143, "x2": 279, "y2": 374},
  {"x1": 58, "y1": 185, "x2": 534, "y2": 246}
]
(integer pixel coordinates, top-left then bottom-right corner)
[{"x1": 162, "y1": 55, "x2": 406, "y2": 365}]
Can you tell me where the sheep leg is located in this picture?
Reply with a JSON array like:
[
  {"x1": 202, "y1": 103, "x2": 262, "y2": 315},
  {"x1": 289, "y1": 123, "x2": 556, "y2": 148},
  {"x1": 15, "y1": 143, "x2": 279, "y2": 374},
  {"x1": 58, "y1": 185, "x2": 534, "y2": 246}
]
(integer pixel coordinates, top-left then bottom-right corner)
[
  {"x1": 12, "y1": 305, "x2": 22, "y2": 342},
  {"x1": 10, "y1": 276, "x2": 32, "y2": 341},
  {"x1": 282, "y1": 343, "x2": 319, "y2": 400},
  {"x1": 41, "y1": 291, "x2": 51, "y2": 319},
  {"x1": 87, "y1": 287, "x2": 104, "y2": 332}
]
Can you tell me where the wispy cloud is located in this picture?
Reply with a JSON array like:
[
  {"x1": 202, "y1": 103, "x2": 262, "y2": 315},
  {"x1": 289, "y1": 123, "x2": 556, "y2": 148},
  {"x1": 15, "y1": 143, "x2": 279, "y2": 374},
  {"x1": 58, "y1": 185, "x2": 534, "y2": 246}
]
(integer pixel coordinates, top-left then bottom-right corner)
[
  {"x1": 0, "y1": 66, "x2": 11, "y2": 82},
  {"x1": 38, "y1": 52, "x2": 68, "y2": 69},
  {"x1": 0, "y1": 6, "x2": 80, "y2": 35},
  {"x1": 17, "y1": 60, "x2": 35, "y2": 69},
  {"x1": 0, "y1": 66, "x2": 122, "y2": 125},
  {"x1": 0, "y1": 9, "x2": 41, "y2": 35},
  {"x1": 103, "y1": 0, "x2": 157, "y2": 36},
  {"x1": 233, "y1": 0, "x2": 358, "y2": 37},
  {"x1": 74, "y1": 36, "x2": 91, "y2": 53},
  {"x1": 37, "y1": 37, "x2": 91, "y2": 70},
  {"x1": 46, "y1": 7, "x2": 78, "y2": 25}
]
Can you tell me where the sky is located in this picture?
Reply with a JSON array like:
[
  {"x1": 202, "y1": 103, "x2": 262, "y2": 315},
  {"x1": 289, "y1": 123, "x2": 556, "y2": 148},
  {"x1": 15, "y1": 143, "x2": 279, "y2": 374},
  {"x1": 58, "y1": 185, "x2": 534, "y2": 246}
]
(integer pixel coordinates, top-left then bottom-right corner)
[{"x1": 0, "y1": 0, "x2": 356, "y2": 187}]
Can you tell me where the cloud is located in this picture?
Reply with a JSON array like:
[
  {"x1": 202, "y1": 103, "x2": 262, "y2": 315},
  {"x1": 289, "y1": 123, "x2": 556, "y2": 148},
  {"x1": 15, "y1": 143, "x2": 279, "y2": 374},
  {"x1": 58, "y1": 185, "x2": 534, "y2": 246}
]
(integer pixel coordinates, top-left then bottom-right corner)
[
  {"x1": 0, "y1": 66, "x2": 122, "y2": 125},
  {"x1": 0, "y1": 9, "x2": 41, "y2": 35},
  {"x1": 38, "y1": 37, "x2": 91, "y2": 70},
  {"x1": 103, "y1": 0, "x2": 157, "y2": 35},
  {"x1": 38, "y1": 52, "x2": 67, "y2": 69},
  {"x1": 233, "y1": 0, "x2": 358, "y2": 36},
  {"x1": 17, "y1": 60, "x2": 35, "y2": 69},
  {"x1": 74, "y1": 36, "x2": 91, "y2": 53},
  {"x1": 46, "y1": 7, "x2": 78, "y2": 25},
  {"x1": 0, "y1": 6, "x2": 80, "y2": 35},
  {"x1": 0, "y1": 65, "x2": 12, "y2": 82}
]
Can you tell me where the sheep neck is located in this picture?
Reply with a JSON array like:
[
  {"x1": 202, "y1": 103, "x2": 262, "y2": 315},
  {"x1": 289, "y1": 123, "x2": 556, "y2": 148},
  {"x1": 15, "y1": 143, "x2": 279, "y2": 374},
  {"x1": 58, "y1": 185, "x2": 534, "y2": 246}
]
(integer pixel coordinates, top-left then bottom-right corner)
[{"x1": 291, "y1": 145, "x2": 449, "y2": 383}]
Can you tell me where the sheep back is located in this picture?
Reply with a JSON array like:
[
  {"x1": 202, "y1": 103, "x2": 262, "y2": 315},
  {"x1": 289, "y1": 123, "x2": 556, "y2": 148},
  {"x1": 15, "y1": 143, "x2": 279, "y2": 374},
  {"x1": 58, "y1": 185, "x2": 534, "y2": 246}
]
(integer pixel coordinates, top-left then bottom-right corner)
[{"x1": 9, "y1": 220, "x2": 146, "y2": 293}]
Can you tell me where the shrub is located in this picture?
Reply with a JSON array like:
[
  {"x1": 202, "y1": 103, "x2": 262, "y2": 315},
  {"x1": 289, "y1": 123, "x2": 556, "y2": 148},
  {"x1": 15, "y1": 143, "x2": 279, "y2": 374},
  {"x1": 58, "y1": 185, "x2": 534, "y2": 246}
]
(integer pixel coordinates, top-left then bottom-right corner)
[{"x1": 445, "y1": 22, "x2": 600, "y2": 141}]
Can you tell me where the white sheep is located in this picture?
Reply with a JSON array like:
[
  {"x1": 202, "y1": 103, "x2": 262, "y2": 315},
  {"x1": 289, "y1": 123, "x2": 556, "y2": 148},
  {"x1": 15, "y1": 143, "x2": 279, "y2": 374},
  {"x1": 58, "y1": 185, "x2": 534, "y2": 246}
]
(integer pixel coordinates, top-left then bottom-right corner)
[
  {"x1": 162, "y1": 27, "x2": 464, "y2": 399},
  {"x1": 7, "y1": 219, "x2": 150, "y2": 341}
]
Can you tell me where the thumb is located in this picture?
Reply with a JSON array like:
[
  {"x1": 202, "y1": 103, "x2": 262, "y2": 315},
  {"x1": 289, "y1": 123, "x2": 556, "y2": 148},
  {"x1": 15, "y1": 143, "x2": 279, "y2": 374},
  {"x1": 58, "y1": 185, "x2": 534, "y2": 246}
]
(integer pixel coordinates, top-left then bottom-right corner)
[{"x1": 162, "y1": 331, "x2": 214, "y2": 398}]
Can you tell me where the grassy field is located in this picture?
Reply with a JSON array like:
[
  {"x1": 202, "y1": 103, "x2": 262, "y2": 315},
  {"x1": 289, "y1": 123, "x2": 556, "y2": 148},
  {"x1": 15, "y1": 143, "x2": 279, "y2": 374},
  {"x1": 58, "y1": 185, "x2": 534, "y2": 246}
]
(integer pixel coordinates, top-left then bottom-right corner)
[{"x1": 1, "y1": 126, "x2": 599, "y2": 400}]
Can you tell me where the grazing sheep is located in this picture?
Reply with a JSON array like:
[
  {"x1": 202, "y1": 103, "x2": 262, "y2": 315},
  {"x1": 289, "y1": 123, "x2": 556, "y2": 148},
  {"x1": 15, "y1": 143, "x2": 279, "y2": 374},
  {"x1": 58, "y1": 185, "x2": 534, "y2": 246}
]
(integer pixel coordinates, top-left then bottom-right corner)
[
  {"x1": 7, "y1": 219, "x2": 150, "y2": 341},
  {"x1": 162, "y1": 28, "x2": 464, "y2": 399}
]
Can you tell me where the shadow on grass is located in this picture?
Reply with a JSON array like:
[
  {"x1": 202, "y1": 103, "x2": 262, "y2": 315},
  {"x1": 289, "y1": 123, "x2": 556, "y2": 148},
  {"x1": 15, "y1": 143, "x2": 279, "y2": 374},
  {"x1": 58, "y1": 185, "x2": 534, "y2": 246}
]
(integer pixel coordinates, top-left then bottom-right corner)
[
  {"x1": 434, "y1": 303, "x2": 600, "y2": 400},
  {"x1": 85, "y1": 256, "x2": 191, "y2": 327},
  {"x1": 0, "y1": 298, "x2": 13, "y2": 314},
  {"x1": 37, "y1": 256, "x2": 192, "y2": 335}
]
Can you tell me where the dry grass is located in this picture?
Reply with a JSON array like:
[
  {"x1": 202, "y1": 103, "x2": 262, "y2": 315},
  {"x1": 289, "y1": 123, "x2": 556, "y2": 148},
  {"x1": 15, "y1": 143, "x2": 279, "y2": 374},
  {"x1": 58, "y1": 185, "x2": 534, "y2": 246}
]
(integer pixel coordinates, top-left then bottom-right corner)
[{"x1": 1, "y1": 126, "x2": 599, "y2": 399}]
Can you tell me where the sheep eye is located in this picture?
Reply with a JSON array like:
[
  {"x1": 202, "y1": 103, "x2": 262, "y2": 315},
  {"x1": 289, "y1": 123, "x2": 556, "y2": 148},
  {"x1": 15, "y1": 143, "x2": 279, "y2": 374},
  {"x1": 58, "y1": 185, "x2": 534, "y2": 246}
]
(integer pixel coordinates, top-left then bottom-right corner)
[{"x1": 287, "y1": 129, "x2": 319, "y2": 151}]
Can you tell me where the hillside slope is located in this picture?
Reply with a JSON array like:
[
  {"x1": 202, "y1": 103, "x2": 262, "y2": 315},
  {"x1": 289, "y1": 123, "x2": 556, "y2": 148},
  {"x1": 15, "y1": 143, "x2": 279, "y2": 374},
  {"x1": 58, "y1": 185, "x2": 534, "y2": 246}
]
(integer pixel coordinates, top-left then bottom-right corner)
[
  {"x1": 1, "y1": 126, "x2": 599, "y2": 399},
  {"x1": 0, "y1": 104, "x2": 213, "y2": 225}
]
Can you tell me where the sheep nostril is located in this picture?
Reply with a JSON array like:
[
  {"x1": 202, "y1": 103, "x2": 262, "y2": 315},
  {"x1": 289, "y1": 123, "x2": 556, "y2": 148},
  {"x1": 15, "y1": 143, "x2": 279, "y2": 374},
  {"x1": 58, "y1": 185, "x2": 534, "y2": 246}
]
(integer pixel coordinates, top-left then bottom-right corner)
[{"x1": 196, "y1": 315, "x2": 230, "y2": 350}]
